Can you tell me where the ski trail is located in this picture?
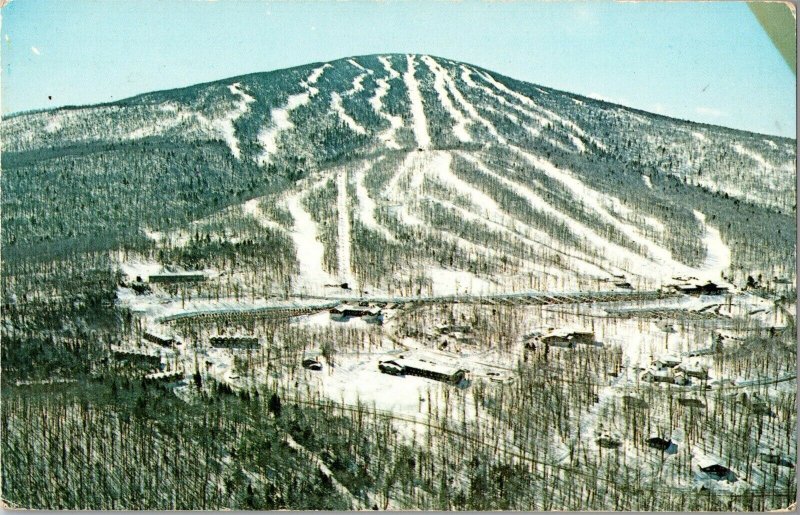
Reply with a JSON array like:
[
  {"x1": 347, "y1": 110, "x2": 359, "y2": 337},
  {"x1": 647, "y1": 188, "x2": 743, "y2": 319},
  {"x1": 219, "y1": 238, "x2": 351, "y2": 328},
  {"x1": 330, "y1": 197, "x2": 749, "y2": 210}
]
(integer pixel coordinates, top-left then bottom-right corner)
[
  {"x1": 370, "y1": 59, "x2": 404, "y2": 149},
  {"x1": 731, "y1": 143, "x2": 771, "y2": 170},
  {"x1": 353, "y1": 161, "x2": 398, "y2": 242},
  {"x1": 403, "y1": 55, "x2": 432, "y2": 149},
  {"x1": 284, "y1": 433, "x2": 364, "y2": 510},
  {"x1": 421, "y1": 55, "x2": 472, "y2": 142},
  {"x1": 473, "y1": 67, "x2": 600, "y2": 151},
  {"x1": 425, "y1": 57, "x2": 507, "y2": 145},
  {"x1": 436, "y1": 153, "x2": 609, "y2": 277},
  {"x1": 331, "y1": 92, "x2": 367, "y2": 135},
  {"x1": 285, "y1": 185, "x2": 337, "y2": 293},
  {"x1": 384, "y1": 152, "x2": 429, "y2": 226},
  {"x1": 476, "y1": 69, "x2": 587, "y2": 138},
  {"x1": 429, "y1": 151, "x2": 498, "y2": 215},
  {"x1": 347, "y1": 58, "x2": 373, "y2": 75},
  {"x1": 510, "y1": 146, "x2": 696, "y2": 277},
  {"x1": 216, "y1": 83, "x2": 255, "y2": 159},
  {"x1": 379, "y1": 55, "x2": 400, "y2": 79},
  {"x1": 337, "y1": 169, "x2": 355, "y2": 286},
  {"x1": 241, "y1": 198, "x2": 288, "y2": 232},
  {"x1": 458, "y1": 151, "x2": 660, "y2": 279},
  {"x1": 421, "y1": 194, "x2": 606, "y2": 278},
  {"x1": 345, "y1": 73, "x2": 367, "y2": 96},
  {"x1": 460, "y1": 65, "x2": 550, "y2": 137},
  {"x1": 693, "y1": 210, "x2": 731, "y2": 280},
  {"x1": 642, "y1": 175, "x2": 653, "y2": 189},
  {"x1": 257, "y1": 63, "x2": 331, "y2": 165}
]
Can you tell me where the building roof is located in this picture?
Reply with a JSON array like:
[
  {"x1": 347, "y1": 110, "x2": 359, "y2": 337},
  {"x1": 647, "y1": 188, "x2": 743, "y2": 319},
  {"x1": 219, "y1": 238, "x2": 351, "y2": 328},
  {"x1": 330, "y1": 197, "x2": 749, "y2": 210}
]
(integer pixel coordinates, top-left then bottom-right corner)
[
  {"x1": 332, "y1": 303, "x2": 382, "y2": 315},
  {"x1": 394, "y1": 355, "x2": 466, "y2": 377}
]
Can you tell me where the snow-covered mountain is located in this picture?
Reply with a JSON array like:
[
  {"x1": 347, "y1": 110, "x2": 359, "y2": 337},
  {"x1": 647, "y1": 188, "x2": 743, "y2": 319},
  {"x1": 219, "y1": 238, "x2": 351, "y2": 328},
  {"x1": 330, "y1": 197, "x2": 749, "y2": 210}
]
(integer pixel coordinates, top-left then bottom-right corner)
[{"x1": 3, "y1": 54, "x2": 795, "y2": 295}]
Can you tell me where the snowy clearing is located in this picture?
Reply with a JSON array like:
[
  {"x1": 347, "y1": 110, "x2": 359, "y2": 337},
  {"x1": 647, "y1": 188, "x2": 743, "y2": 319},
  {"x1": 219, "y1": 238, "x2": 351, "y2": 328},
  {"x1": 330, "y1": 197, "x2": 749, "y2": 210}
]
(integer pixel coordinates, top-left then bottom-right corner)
[
  {"x1": 693, "y1": 210, "x2": 732, "y2": 280},
  {"x1": 285, "y1": 184, "x2": 337, "y2": 293},
  {"x1": 242, "y1": 198, "x2": 288, "y2": 232}
]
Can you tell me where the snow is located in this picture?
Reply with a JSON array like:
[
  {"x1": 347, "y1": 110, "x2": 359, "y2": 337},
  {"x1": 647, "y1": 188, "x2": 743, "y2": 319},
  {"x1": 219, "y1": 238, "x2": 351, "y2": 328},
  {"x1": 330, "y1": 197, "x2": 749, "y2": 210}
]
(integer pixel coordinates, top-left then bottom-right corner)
[
  {"x1": 403, "y1": 55, "x2": 432, "y2": 149},
  {"x1": 693, "y1": 210, "x2": 732, "y2": 280},
  {"x1": 336, "y1": 169, "x2": 355, "y2": 286},
  {"x1": 459, "y1": 151, "x2": 662, "y2": 279},
  {"x1": 346, "y1": 73, "x2": 367, "y2": 95},
  {"x1": 353, "y1": 160, "x2": 398, "y2": 242},
  {"x1": 378, "y1": 55, "x2": 400, "y2": 79},
  {"x1": 369, "y1": 78, "x2": 403, "y2": 150},
  {"x1": 568, "y1": 134, "x2": 586, "y2": 152},
  {"x1": 642, "y1": 175, "x2": 653, "y2": 189},
  {"x1": 331, "y1": 92, "x2": 367, "y2": 135},
  {"x1": 691, "y1": 131, "x2": 707, "y2": 142},
  {"x1": 511, "y1": 146, "x2": 698, "y2": 279},
  {"x1": 119, "y1": 259, "x2": 163, "y2": 282},
  {"x1": 306, "y1": 63, "x2": 331, "y2": 85},
  {"x1": 257, "y1": 64, "x2": 331, "y2": 165},
  {"x1": 347, "y1": 58, "x2": 373, "y2": 75},
  {"x1": 425, "y1": 266, "x2": 495, "y2": 296},
  {"x1": 241, "y1": 198, "x2": 288, "y2": 232},
  {"x1": 425, "y1": 57, "x2": 507, "y2": 145},
  {"x1": 429, "y1": 151, "x2": 497, "y2": 215},
  {"x1": 462, "y1": 66, "x2": 549, "y2": 128},
  {"x1": 731, "y1": 142, "x2": 770, "y2": 169},
  {"x1": 476, "y1": 69, "x2": 588, "y2": 140},
  {"x1": 217, "y1": 82, "x2": 256, "y2": 159},
  {"x1": 421, "y1": 55, "x2": 472, "y2": 143},
  {"x1": 285, "y1": 183, "x2": 337, "y2": 293}
]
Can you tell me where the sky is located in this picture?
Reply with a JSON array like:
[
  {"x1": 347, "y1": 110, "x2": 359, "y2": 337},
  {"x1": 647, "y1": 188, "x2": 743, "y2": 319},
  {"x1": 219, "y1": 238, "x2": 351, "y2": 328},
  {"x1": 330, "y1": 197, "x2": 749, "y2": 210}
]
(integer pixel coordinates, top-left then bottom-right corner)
[{"x1": 1, "y1": 0, "x2": 796, "y2": 138}]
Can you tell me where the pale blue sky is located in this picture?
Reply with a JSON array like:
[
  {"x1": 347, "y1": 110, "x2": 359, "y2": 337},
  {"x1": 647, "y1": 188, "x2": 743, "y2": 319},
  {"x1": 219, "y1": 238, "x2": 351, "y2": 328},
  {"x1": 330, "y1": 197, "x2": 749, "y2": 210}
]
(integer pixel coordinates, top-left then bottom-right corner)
[{"x1": 2, "y1": 0, "x2": 795, "y2": 137}]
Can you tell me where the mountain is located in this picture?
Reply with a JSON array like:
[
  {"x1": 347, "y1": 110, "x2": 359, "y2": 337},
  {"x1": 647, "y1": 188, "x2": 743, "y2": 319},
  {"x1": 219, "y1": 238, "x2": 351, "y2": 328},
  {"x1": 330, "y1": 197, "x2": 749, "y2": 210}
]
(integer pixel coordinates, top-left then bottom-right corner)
[
  {"x1": 2, "y1": 54, "x2": 797, "y2": 511},
  {"x1": 2, "y1": 54, "x2": 796, "y2": 296}
]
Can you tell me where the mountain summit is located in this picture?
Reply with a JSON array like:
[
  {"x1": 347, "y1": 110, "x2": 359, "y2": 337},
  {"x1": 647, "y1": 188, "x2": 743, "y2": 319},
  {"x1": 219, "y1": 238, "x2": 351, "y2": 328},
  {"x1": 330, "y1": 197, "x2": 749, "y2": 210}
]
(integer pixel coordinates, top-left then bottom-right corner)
[{"x1": 3, "y1": 54, "x2": 795, "y2": 296}]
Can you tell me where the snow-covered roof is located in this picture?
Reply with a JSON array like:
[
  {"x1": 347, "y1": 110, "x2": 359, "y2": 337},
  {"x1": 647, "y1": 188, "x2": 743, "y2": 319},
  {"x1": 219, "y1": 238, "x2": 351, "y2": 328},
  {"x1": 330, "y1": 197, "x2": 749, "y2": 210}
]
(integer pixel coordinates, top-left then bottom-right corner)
[
  {"x1": 394, "y1": 355, "x2": 466, "y2": 376},
  {"x1": 544, "y1": 327, "x2": 593, "y2": 338},
  {"x1": 697, "y1": 457, "x2": 727, "y2": 470}
]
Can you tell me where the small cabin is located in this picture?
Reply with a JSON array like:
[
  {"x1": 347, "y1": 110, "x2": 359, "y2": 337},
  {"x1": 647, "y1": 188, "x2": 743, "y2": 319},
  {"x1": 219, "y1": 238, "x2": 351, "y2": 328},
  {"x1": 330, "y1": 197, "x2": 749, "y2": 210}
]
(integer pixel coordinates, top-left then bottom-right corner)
[
  {"x1": 148, "y1": 272, "x2": 206, "y2": 284},
  {"x1": 302, "y1": 358, "x2": 323, "y2": 371},
  {"x1": 697, "y1": 459, "x2": 733, "y2": 480},
  {"x1": 647, "y1": 435, "x2": 673, "y2": 451},
  {"x1": 653, "y1": 355, "x2": 682, "y2": 369},
  {"x1": 539, "y1": 328, "x2": 595, "y2": 348},
  {"x1": 209, "y1": 335, "x2": 261, "y2": 350},
  {"x1": 434, "y1": 324, "x2": 473, "y2": 335},
  {"x1": 143, "y1": 331, "x2": 177, "y2": 347},
  {"x1": 640, "y1": 367, "x2": 675, "y2": 384},
  {"x1": 678, "y1": 362, "x2": 710, "y2": 380},
  {"x1": 760, "y1": 450, "x2": 794, "y2": 468},
  {"x1": 596, "y1": 432, "x2": 621, "y2": 449}
]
